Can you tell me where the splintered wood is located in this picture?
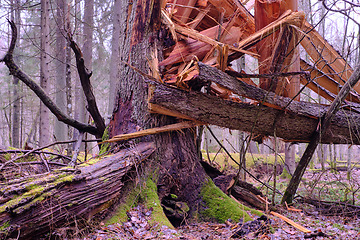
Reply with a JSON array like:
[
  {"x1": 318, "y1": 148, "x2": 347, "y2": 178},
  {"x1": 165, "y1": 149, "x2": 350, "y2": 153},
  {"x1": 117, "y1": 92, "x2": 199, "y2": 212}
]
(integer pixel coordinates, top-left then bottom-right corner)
[{"x1": 138, "y1": 0, "x2": 359, "y2": 144}]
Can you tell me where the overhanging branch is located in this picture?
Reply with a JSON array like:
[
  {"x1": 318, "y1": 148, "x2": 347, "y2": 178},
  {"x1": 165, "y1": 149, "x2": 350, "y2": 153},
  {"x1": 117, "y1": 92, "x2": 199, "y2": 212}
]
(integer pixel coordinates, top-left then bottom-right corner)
[{"x1": 1, "y1": 20, "x2": 100, "y2": 137}]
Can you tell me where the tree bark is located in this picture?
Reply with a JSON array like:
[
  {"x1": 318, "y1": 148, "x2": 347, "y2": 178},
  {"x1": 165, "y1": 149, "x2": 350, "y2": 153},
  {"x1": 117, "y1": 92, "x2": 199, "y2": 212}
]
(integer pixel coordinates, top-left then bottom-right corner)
[
  {"x1": 149, "y1": 79, "x2": 360, "y2": 144},
  {"x1": 0, "y1": 142, "x2": 155, "y2": 239},
  {"x1": 108, "y1": 0, "x2": 212, "y2": 215}
]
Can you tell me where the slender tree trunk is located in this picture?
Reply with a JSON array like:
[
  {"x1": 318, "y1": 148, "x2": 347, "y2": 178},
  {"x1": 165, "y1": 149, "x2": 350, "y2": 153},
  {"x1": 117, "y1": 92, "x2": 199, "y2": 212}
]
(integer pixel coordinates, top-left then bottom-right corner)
[
  {"x1": 55, "y1": 0, "x2": 67, "y2": 142},
  {"x1": 107, "y1": 0, "x2": 121, "y2": 122},
  {"x1": 65, "y1": 3, "x2": 73, "y2": 154},
  {"x1": 10, "y1": 0, "x2": 21, "y2": 148},
  {"x1": 39, "y1": 0, "x2": 51, "y2": 146}
]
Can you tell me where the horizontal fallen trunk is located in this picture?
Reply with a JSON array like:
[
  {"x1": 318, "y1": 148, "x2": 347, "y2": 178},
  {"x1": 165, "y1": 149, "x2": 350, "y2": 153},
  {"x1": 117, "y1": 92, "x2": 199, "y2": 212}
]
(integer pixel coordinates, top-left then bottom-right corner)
[
  {"x1": 0, "y1": 142, "x2": 155, "y2": 239},
  {"x1": 148, "y1": 80, "x2": 360, "y2": 144},
  {"x1": 300, "y1": 197, "x2": 360, "y2": 217}
]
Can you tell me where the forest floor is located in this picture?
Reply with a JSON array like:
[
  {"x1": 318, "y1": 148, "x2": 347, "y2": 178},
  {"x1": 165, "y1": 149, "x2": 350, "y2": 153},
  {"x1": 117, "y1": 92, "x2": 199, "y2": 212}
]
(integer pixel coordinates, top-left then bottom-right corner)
[{"x1": 74, "y1": 166, "x2": 360, "y2": 239}]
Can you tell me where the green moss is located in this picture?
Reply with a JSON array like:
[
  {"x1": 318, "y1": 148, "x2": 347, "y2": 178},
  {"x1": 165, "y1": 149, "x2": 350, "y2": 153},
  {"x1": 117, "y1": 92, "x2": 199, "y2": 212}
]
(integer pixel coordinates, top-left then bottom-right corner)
[
  {"x1": 0, "y1": 185, "x2": 45, "y2": 213},
  {"x1": 99, "y1": 127, "x2": 110, "y2": 155},
  {"x1": 3, "y1": 153, "x2": 12, "y2": 161},
  {"x1": 280, "y1": 167, "x2": 292, "y2": 179},
  {"x1": 139, "y1": 178, "x2": 173, "y2": 228},
  {"x1": 25, "y1": 184, "x2": 40, "y2": 191},
  {"x1": 0, "y1": 221, "x2": 10, "y2": 232},
  {"x1": 106, "y1": 175, "x2": 173, "y2": 229},
  {"x1": 78, "y1": 155, "x2": 105, "y2": 167},
  {"x1": 106, "y1": 183, "x2": 139, "y2": 225},
  {"x1": 200, "y1": 180, "x2": 255, "y2": 223},
  {"x1": 170, "y1": 194, "x2": 178, "y2": 200},
  {"x1": 0, "y1": 173, "x2": 76, "y2": 214},
  {"x1": 53, "y1": 174, "x2": 74, "y2": 184},
  {"x1": 176, "y1": 202, "x2": 189, "y2": 212}
]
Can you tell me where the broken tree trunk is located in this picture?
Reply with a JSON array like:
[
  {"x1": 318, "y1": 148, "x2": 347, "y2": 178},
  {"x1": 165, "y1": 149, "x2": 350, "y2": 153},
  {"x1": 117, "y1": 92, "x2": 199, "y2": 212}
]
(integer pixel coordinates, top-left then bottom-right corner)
[
  {"x1": 0, "y1": 142, "x2": 155, "y2": 239},
  {"x1": 282, "y1": 63, "x2": 360, "y2": 204},
  {"x1": 148, "y1": 63, "x2": 360, "y2": 144},
  {"x1": 255, "y1": 0, "x2": 299, "y2": 92}
]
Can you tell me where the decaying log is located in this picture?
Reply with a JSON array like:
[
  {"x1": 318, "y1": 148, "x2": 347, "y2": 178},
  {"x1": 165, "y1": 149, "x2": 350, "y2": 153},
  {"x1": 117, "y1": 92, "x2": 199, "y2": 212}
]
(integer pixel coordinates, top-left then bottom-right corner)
[
  {"x1": 300, "y1": 197, "x2": 360, "y2": 217},
  {"x1": 0, "y1": 142, "x2": 155, "y2": 239},
  {"x1": 231, "y1": 185, "x2": 266, "y2": 210}
]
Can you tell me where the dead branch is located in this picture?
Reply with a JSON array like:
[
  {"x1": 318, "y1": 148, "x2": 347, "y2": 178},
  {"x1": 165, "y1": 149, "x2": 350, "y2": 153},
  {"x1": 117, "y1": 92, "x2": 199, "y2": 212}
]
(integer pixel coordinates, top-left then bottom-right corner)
[
  {"x1": 68, "y1": 35, "x2": 106, "y2": 139},
  {"x1": 0, "y1": 150, "x2": 72, "y2": 162},
  {"x1": 0, "y1": 21, "x2": 100, "y2": 137}
]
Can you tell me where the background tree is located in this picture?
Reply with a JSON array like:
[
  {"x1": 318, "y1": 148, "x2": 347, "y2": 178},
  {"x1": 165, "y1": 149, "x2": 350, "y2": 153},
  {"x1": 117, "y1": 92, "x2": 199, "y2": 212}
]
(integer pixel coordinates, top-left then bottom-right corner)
[
  {"x1": 54, "y1": 0, "x2": 68, "y2": 142},
  {"x1": 39, "y1": 0, "x2": 51, "y2": 146},
  {"x1": 10, "y1": 0, "x2": 21, "y2": 148}
]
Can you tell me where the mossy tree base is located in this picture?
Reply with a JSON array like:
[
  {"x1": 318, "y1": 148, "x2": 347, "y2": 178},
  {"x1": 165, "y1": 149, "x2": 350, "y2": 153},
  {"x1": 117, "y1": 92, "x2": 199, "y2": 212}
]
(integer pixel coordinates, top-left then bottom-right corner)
[
  {"x1": 199, "y1": 180, "x2": 261, "y2": 223},
  {"x1": 106, "y1": 175, "x2": 173, "y2": 229},
  {"x1": 107, "y1": 175, "x2": 261, "y2": 229},
  {"x1": 0, "y1": 142, "x2": 155, "y2": 239}
]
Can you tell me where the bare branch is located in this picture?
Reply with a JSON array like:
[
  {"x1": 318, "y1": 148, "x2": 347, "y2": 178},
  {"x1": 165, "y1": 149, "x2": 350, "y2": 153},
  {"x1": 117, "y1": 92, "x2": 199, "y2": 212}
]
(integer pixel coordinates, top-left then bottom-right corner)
[
  {"x1": 68, "y1": 34, "x2": 106, "y2": 137},
  {"x1": 1, "y1": 21, "x2": 100, "y2": 137}
]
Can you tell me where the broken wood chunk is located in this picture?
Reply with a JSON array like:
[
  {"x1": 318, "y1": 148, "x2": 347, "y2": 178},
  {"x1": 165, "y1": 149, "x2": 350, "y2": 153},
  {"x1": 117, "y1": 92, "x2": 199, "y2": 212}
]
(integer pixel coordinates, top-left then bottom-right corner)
[{"x1": 104, "y1": 121, "x2": 204, "y2": 143}]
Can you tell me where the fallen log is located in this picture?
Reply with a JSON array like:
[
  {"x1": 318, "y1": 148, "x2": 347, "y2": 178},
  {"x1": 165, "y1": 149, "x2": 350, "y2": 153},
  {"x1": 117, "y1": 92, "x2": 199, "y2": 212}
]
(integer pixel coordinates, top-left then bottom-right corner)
[
  {"x1": 148, "y1": 78, "x2": 360, "y2": 144},
  {"x1": 300, "y1": 197, "x2": 360, "y2": 217},
  {"x1": 0, "y1": 142, "x2": 155, "y2": 239}
]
